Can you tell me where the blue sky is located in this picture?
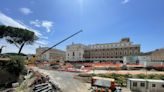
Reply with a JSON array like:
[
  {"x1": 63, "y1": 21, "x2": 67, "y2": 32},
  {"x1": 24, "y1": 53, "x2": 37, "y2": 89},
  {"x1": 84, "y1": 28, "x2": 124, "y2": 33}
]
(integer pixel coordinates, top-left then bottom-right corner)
[{"x1": 0, "y1": 0, "x2": 164, "y2": 54}]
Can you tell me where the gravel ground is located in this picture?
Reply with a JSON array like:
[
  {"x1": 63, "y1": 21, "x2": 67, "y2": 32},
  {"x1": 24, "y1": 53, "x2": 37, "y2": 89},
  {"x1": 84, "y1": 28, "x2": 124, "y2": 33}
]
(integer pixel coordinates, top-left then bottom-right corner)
[
  {"x1": 88, "y1": 70, "x2": 164, "y2": 75},
  {"x1": 32, "y1": 67, "x2": 91, "y2": 92},
  {"x1": 32, "y1": 67, "x2": 141, "y2": 92},
  {"x1": 121, "y1": 87, "x2": 131, "y2": 92}
]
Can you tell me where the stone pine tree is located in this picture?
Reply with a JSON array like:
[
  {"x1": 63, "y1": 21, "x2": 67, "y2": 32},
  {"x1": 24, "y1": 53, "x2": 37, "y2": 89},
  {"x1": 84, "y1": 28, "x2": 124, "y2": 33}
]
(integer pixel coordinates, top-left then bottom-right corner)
[
  {"x1": 0, "y1": 26, "x2": 7, "y2": 54},
  {"x1": 0, "y1": 46, "x2": 5, "y2": 54},
  {"x1": 0, "y1": 25, "x2": 38, "y2": 54},
  {"x1": 0, "y1": 25, "x2": 6, "y2": 38}
]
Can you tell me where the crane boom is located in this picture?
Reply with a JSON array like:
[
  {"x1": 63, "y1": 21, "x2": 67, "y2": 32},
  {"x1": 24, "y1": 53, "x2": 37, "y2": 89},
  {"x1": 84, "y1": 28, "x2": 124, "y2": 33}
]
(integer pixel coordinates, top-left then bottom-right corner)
[
  {"x1": 27, "y1": 30, "x2": 83, "y2": 65},
  {"x1": 40, "y1": 30, "x2": 83, "y2": 55}
]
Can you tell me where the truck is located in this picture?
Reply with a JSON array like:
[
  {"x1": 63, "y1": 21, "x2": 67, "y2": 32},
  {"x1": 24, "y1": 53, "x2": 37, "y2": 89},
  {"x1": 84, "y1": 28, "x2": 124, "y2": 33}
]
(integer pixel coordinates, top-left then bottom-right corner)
[{"x1": 91, "y1": 77, "x2": 116, "y2": 92}]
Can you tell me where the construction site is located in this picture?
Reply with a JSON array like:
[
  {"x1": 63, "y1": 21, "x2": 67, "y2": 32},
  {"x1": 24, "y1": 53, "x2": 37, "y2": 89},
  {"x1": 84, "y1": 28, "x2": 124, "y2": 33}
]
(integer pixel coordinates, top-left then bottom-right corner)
[{"x1": 1, "y1": 30, "x2": 164, "y2": 92}]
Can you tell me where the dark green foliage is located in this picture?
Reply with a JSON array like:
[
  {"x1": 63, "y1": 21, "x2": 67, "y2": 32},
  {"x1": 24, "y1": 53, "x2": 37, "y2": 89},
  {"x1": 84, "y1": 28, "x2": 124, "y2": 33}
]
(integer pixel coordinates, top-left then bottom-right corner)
[
  {"x1": 0, "y1": 56, "x2": 26, "y2": 88},
  {"x1": 159, "y1": 75, "x2": 164, "y2": 80},
  {"x1": 0, "y1": 25, "x2": 6, "y2": 38},
  {"x1": 135, "y1": 74, "x2": 147, "y2": 79},
  {"x1": 147, "y1": 74, "x2": 156, "y2": 79},
  {"x1": 0, "y1": 25, "x2": 38, "y2": 54},
  {"x1": 124, "y1": 73, "x2": 133, "y2": 78},
  {"x1": 1, "y1": 56, "x2": 25, "y2": 75},
  {"x1": 115, "y1": 76, "x2": 126, "y2": 86},
  {"x1": 4, "y1": 53, "x2": 27, "y2": 56},
  {"x1": 0, "y1": 70, "x2": 18, "y2": 87}
]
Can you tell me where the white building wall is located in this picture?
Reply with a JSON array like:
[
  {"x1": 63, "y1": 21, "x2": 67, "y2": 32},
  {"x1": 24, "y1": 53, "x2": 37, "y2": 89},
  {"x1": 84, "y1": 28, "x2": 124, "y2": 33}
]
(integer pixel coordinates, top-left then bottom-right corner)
[
  {"x1": 40, "y1": 52, "x2": 49, "y2": 61},
  {"x1": 128, "y1": 78, "x2": 164, "y2": 92},
  {"x1": 148, "y1": 82, "x2": 164, "y2": 92},
  {"x1": 36, "y1": 47, "x2": 65, "y2": 62},
  {"x1": 66, "y1": 44, "x2": 86, "y2": 61},
  {"x1": 123, "y1": 56, "x2": 151, "y2": 66}
]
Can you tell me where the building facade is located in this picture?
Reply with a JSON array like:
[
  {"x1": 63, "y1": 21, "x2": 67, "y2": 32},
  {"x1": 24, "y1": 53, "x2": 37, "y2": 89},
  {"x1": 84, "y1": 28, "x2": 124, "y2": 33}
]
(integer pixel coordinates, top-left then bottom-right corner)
[
  {"x1": 66, "y1": 43, "x2": 87, "y2": 61},
  {"x1": 150, "y1": 49, "x2": 164, "y2": 61},
  {"x1": 36, "y1": 47, "x2": 66, "y2": 62},
  {"x1": 127, "y1": 78, "x2": 164, "y2": 92},
  {"x1": 83, "y1": 38, "x2": 140, "y2": 62},
  {"x1": 123, "y1": 55, "x2": 151, "y2": 67},
  {"x1": 66, "y1": 38, "x2": 140, "y2": 62}
]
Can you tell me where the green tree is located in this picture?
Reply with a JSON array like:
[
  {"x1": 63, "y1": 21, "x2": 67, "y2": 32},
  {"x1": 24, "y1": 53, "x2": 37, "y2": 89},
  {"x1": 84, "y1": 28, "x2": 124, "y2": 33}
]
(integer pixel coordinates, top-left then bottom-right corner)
[
  {"x1": 0, "y1": 46, "x2": 5, "y2": 54},
  {"x1": 0, "y1": 56, "x2": 25, "y2": 76},
  {"x1": 0, "y1": 25, "x2": 6, "y2": 38},
  {"x1": 0, "y1": 25, "x2": 38, "y2": 54}
]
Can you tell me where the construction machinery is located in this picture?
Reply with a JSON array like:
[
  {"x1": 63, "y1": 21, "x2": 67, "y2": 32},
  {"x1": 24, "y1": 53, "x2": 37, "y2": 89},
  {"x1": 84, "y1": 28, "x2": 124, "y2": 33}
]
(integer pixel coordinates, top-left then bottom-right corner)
[
  {"x1": 27, "y1": 30, "x2": 83, "y2": 65},
  {"x1": 91, "y1": 77, "x2": 116, "y2": 92}
]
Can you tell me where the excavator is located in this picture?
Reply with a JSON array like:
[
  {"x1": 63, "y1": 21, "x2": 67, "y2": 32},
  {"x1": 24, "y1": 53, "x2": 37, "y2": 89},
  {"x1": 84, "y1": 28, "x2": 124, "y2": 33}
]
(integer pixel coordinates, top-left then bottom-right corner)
[{"x1": 27, "y1": 30, "x2": 83, "y2": 65}]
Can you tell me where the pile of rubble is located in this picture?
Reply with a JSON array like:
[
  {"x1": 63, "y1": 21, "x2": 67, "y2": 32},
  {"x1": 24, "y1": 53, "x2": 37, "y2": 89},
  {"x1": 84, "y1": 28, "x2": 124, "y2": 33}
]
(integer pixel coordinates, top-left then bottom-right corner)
[{"x1": 28, "y1": 70, "x2": 61, "y2": 92}]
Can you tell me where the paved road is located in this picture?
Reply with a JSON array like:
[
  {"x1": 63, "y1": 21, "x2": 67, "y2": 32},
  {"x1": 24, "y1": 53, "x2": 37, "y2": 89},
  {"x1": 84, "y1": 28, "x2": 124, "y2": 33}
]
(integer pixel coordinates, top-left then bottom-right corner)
[{"x1": 33, "y1": 68, "x2": 90, "y2": 92}]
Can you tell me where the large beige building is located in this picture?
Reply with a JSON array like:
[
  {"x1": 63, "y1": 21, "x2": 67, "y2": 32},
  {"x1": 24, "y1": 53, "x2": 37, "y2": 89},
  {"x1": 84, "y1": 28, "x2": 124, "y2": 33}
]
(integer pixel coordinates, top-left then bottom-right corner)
[
  {"x1": 83, "y1": 38, "x2": 140, "y2": 62},
  {"x1": 66, "y1": 38, "x2": 140, "y2": 62},
  {"x1": 66, "y1": 43, "x2": 87, "y2": 61},
  {"x1": 150, "y1": 49, "x2": 164, "y2": 61},
  {"x1": 36, "y1": 47, "x2": 66, "y2": 62}
]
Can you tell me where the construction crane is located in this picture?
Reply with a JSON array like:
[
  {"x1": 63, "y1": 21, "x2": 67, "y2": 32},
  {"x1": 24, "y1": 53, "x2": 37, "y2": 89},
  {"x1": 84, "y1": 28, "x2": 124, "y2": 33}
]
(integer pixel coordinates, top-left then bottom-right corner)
[{"x1": 27, "y1": 30, "x2": 83, "y2": 65}]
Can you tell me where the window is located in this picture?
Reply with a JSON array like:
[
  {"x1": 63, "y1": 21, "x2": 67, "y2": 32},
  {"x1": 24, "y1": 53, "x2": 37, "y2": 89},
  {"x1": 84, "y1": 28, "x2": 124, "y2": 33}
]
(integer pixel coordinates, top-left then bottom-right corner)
[
  {"x1": 162, "y1": 84, "x2": 164, "y2": 88},
  {"x1": 133, "y1": 82, "x2": 137, "y2": 87},
  {"x1": 140, "y1": 82, "x2": 145, "y2": 87},
  {"x1": 152, "y1": 84, "x2": 156, "y2": 87},
  {"x1": 73, "y1": 52, "x2": 75, "y2": 56}
]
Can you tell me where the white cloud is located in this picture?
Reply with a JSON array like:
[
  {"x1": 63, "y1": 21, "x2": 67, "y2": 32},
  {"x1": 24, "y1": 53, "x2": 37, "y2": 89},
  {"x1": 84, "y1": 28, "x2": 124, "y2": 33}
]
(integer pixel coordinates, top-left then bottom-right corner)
[
  {"x1": 30, "y1": 20, "x2": 53, "y2": 32},
  {"x1": 30, "y1": 20, "x2": 41, "y2": 27},
  {"x1": 122, "y1": 0, "x2": 130, "y2": 4},
  {"x1": 40, "y1": 36, "x2": 48, "y2": 40},
  {"x1": 20, "y1": 7, "x2": 32, "y2": 15},
  {"x1": 42, "y1": 21, "x2": 53, "y2": 32},
  {"x1": 0, "y1": 12, "x2": 42, "y2": 36},
  {"x1": 36, "y1": 40, "x2": 48, "y2": 46}
]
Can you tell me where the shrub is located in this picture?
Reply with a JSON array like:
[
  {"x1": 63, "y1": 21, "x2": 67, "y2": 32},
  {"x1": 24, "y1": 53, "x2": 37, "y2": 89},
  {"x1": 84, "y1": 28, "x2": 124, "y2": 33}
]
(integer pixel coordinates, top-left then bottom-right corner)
[
  {"x1": 135, "y1": 74, "x2": 147, "y2": 79},
  {"x1": 159, "y1": 74, "x2": 164, "y2": 80},
  {"x1": 121, "y1": 65, "x2": 128, "y2": 70},
  {"x1": 4, "y1": 56, "x2": 25, "y2": 76},
  {"x1": 124, "y1": 73, "x2": 133, "y2": 78},
  {"x1": 0, "y1": 70, "x2": 18, "y2": 87},
  {"x1": 116, "y1": 76, "x2": 126, "y2": 86}
]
